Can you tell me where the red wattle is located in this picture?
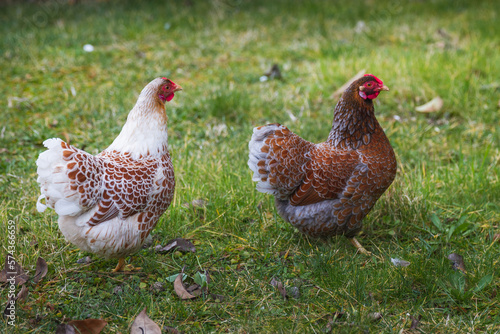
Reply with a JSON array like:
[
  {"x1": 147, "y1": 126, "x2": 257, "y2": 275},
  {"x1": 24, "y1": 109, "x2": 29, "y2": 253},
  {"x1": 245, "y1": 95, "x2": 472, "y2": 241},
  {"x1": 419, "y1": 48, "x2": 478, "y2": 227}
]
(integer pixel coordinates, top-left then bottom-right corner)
[{"x1": 166, "y1": 93, "x2": 174, "y2": 102}]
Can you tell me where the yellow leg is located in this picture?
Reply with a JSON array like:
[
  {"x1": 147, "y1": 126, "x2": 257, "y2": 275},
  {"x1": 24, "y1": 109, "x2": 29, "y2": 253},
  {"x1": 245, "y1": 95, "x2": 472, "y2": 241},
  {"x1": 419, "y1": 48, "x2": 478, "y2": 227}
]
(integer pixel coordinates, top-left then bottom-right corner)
[
  {"x1": 112, "y1": 258, "x2": 126, "y2": 272},
  {"x1": 349, "y1": 237, "x2": 372, "y2": 256}
]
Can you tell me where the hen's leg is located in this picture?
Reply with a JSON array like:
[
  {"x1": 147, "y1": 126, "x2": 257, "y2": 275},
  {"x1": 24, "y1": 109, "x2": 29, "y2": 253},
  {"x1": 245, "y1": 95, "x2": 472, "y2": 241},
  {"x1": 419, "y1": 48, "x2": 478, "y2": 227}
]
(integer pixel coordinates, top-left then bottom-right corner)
[
  {"x1": 349, "y1": 237, "x2": 372, "y2": 256},
  {"x1": 112, "y1": 258, "x2": 126, "y2": 272}
]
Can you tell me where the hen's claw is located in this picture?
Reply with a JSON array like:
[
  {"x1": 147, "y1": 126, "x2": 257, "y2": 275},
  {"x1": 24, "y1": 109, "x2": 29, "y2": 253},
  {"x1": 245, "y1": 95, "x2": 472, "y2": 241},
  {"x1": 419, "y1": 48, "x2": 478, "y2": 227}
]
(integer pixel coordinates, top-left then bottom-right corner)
[
  {"x1": 112, "y1": 258, "x2": 126, "y2": 272},
  {"x1": 350, "y1": 237, "x2": 372, "y2": 256}
]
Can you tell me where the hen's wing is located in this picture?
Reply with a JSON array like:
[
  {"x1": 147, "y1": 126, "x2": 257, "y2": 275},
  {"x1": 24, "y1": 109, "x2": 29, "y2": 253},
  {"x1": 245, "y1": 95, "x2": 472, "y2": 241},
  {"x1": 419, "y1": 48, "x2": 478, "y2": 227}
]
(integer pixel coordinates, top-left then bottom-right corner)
[
  {"x1": 248, "y1": 124, "x2": 316, "y2": 199},
  {"x1": 289, "y1": 143, "x2": 360, "y2": 206},
  {"x1": 85, "y1": 150, "x2": 165, "y2": 226}
]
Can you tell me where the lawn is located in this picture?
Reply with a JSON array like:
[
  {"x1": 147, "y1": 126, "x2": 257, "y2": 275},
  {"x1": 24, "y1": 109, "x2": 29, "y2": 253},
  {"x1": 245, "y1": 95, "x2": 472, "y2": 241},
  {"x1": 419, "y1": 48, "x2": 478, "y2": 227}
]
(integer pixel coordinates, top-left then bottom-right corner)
[{"x1": 1, "y1": 0, "x2": 499, "y2": 332}]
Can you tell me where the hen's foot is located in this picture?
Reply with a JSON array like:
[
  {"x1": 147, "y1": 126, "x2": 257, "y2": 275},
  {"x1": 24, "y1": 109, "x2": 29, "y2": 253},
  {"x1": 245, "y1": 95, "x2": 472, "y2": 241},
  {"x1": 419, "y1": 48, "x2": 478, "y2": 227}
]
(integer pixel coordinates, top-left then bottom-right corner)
[
  {"x1": 349, "y1": 237, "x2": 372, "y2": 256},
  {"x1": 124, "y1": 264, "x2": 142, "y2": 271},
  {"x1": 111, "y1": 258, "x2": 126, "y2": 272}
]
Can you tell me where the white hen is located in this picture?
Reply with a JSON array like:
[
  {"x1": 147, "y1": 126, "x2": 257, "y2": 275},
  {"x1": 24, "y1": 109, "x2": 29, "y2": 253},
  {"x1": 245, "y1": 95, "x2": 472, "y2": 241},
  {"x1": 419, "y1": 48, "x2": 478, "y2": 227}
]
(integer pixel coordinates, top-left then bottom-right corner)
[{"x1": 36, "y1": 77, "x2": 182, "y2": 271}]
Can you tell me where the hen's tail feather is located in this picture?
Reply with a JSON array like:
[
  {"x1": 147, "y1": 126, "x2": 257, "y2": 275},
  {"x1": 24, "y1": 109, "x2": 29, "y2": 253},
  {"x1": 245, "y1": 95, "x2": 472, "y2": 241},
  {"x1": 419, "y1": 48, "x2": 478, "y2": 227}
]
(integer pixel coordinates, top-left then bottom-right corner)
[
  {"x1": 36, "y1": 138, "x2": 96, "y2": 217},
  {"x1": 248, "y1": 123, "x2": 315, "y2": 200}
]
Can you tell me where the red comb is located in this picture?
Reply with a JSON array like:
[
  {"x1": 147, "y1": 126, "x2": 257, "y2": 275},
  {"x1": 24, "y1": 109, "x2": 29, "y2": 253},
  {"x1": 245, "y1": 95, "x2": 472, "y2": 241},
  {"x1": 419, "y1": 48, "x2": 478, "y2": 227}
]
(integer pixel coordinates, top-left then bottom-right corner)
[
  {"x1": 161, "y1": 77, "x2": 168, "y2": 81},
  {"x1": 364, "y1": 74, "x2": 383, "y2": 85}
]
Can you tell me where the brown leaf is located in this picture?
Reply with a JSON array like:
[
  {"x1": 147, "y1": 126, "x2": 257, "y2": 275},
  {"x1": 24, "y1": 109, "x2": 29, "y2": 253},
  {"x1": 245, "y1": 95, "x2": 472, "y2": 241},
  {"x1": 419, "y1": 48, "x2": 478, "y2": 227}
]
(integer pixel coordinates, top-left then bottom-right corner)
[
  {"x1": 277, "y1": 281, "x2": 287, "y2": 300},
  {"x1": 130, "y1": 308, "x2": 162, "y2": 334},
  {"x1": 415, "y1": 96, "x2": 443, "y2": 113},
  {"x1": 174, "y1": 272, "x2": 196, "y2": 300},
  {"x1": 410, "y1": 315, "x2": 422, "y2": 329},
  {"x1": 186, "y1": 284, "x2": 202, "y2": 297},
  {"x1": 263, "y1": 64, "x2": 283, "y2": 80},
  {"x1": 16, "y1": 284, "x2": 29, "y2": 302},
  {"x1": 330, "y1": 69, "x2": 366, "y2": 99},
  {"x1": 67, "y1": 319, "x2": 107, "y2": 334},
  {"x1": 448, "y1": 253, "x2": 467, "y2": 274},
  {"x1": 270, "y1": 278, "x2": 287, "y2": 300},
  {"x1": 157, "y1": 238, "x2": 196, "y2": 253},
  {"x1": 33, "y1": 257, "x2": 48, "y2": 284},
  {"x1": 1, "y1": 254, "x2": 29, "y2": 285}
]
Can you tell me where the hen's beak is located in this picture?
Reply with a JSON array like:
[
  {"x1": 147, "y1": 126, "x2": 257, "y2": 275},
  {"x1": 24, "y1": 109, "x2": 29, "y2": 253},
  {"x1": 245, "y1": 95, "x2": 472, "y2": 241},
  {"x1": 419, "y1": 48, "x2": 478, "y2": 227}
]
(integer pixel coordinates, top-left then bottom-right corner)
[
  {"x1": 172, "y1": 83, "x2": 183, "y2": 93},
  {"x1": 377, "y1": 85, "x2": 389, "y2": 92}
]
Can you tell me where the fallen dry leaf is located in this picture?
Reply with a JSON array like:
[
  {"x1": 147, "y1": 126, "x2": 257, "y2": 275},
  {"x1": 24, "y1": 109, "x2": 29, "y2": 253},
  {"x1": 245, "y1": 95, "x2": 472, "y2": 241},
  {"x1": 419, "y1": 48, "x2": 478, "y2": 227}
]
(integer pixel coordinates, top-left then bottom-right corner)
[
  {"x1": 390, "y1": 258, "x2": 411, "y2": 267},
  {"x1": 448, "y1": 253, "x2": 467, "y2": 274},
  {"x1": 16, "y1": 284, "x2": 29, "y2": 302},
  {"x1": 68, "y1": 319, "x2": 107, "y2": 334},
  {"x1": 186, "y1": 284, "x2": 202, "y2": 297},
  {"x1": 331, "y1": 69, "x2": 366, "y2": 99},
  {"x1": 270, "y1": 277, "x2": 287, "y2": 300},
  {"x1": 174, "y1": 271, "x2": 196, "y2": 300},
  {"x1": 130, "y1": 308, "x2": 161, "y2": 334},
  {"x1": 263, "y1": 64, "x2": 283, "y2": 80},
  {"x1": 410, "y1": 314, "x2": 422, "y2": 330},
  {"x1": 492, "y1": 233, "x2": 500, "y2": 242},
  {"x1": 33, "y1": 257, "x2": 48, "y2": 284},
  {"x1": 156, "y1": 238, "x2": 196, "y2": 253},
  {"x1": 415, "y1": 96, "x2": 443, "y2": 113},
  {"x1": 277, "y1": 281, "x2": 287, "y2": 300}
]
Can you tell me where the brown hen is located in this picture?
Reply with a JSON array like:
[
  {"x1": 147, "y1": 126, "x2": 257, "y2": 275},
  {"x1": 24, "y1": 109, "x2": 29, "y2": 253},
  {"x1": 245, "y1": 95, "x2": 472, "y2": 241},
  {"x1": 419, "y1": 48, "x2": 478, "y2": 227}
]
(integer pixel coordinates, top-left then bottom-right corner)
[{"x1": 248, "y1": 74, "x2": 397, "y2": 254}]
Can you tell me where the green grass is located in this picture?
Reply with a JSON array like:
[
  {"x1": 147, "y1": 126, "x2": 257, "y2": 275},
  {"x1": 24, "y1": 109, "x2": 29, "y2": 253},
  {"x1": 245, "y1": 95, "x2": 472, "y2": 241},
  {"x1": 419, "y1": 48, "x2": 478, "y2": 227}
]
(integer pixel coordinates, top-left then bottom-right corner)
[{"x1": 1, "y1": 0, "x2": 499, "y2": 332}]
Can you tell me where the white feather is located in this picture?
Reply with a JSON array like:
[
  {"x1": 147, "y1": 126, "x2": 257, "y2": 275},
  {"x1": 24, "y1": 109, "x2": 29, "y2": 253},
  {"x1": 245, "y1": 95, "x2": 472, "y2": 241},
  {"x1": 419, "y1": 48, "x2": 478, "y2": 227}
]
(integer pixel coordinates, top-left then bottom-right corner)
[{"x1": 248, "y1": 124, "x2": 282, "y2": 195}]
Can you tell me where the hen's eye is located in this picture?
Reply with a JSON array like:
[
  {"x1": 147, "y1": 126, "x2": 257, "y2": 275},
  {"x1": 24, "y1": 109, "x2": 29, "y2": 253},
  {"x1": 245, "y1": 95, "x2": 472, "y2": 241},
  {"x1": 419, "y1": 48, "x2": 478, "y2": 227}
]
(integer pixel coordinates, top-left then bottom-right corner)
[{"x1": 367, "y1": 83, "x2": 372, "y2": 87}]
